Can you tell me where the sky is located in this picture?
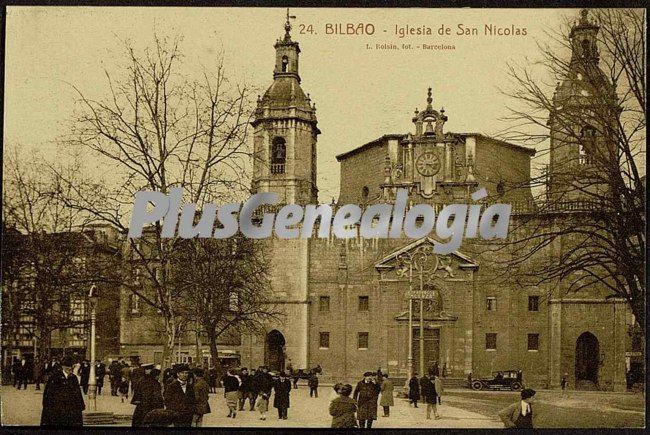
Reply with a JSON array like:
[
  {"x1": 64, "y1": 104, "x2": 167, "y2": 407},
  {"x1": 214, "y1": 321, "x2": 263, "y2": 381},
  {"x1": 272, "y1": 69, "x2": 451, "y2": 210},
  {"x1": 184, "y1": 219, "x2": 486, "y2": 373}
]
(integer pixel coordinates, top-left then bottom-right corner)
[{"x1": 5, "y1": 7, "x2": 578, "y2": 201}]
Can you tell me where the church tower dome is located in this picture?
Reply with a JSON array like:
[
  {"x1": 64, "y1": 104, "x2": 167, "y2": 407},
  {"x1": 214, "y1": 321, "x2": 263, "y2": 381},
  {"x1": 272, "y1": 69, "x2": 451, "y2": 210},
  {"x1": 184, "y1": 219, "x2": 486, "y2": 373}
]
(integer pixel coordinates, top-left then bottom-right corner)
[
  {"x1": 251, "y1": 9, "x2": 320, "y2": 205},
  {"x1": 548, "y1": 9, "x2": 619, "y2": 202}
]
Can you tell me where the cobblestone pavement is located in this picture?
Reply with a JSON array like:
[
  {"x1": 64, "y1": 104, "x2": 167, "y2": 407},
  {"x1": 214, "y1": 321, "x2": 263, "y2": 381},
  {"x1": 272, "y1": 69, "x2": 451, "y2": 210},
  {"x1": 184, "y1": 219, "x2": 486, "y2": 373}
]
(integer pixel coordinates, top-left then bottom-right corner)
[{"x1": 1, "y1": 385, "x2": 501, "y2": 428}]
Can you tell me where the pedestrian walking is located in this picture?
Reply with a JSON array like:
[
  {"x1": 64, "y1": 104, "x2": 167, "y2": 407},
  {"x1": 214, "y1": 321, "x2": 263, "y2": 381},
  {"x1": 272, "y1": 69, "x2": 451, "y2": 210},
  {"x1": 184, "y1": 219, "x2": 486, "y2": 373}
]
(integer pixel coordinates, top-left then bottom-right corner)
[
  {"x1": 434, "y1": 375, "x2": 443, "y2": 405},
  {"x1": 15, "y1": 358, "x2": 29, "y2": 390},
  {"x1": 408, "y1": 373, "x2": 421, "y2": 407},
  {"x1": 79, "y1": 360, "x2": 91, "y2": 395},
  {"x1": 121, "y1": 361, "x2": 132, "y2": 396},
  {"x1": 273, "y1": 370, "x2": 292, "y2": 420},
  {"x1": 40, "y1": 356, "x2": 85, "y2": 427},
  {"x1": 238, "y1": 367, "x2": 253, "y2": 411},
  {"x1": 118, "y1": 376, "x2": 130, "y2": 402},
  {"x1": 248, "y1": 368, "x2": 259, "y2": 410},
  {"x1": 109, "y1": 359, "x2": 121, "y2": 396},
  {"x1": 379, "y1": 373, "x2": 394, "y2": 417},
  {"x1": 353, "y1": 371, "x2": 380, "y2": 428},
  {"x1": 95, "y1": 360, "x2": 106, "y2": 395},
  {"x1": 223, "y1": 369, "x2": 240, "y2": 418},
  {"x1": 308, "y1": 370, "x2": 319, "y2": 397},
  {"x1": 258, "y1": 366, "x2": 274, "y2": 398},
  {"x1": 34, "y1": 357, "x2": 44, "y2": 391},
  {"x1": 163, "y1": 364, "x2": 196, "y2": 427},
  {"x1": 256, "y1": 392, "x2": 269, "y2": 420},
  {"x1": 330, "y1": 384, "x2": 358, "y2": 428},
  {"x1": 421, "y1": 375, "x2": 440, "y2": 419},
  {"x1": 131, "y1": 364, "x2": 164, "y2": 427},
  {"x1": 292, "y1": 369, "x2": 301, "y2": 389},
  {"x1": 11, "y1": 359, "x2": 21, "y2": 389},
  {"x1": 561, "y1": 373, "x2": 568, "y2": 396},
  {"x1": 498, "y1": 388, "x2": 536, "y2": 428},
  {"x1": 208, "y1": 366, "x2": 218, "y2": 393},
  {"x1": 420, "y1": 373, "x2": 430, "y2": 404},
  {"x1": 192, "y1": 368, "x2": 211, "y2": 427}
]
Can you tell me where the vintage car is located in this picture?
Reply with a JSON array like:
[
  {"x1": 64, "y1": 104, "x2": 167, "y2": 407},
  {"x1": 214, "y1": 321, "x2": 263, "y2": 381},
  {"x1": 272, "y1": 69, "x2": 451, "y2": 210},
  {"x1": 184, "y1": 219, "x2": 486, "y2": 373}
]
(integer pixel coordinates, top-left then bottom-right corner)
[{"x1": 470, "y1": 370, "x2": 523, "y2": 391}]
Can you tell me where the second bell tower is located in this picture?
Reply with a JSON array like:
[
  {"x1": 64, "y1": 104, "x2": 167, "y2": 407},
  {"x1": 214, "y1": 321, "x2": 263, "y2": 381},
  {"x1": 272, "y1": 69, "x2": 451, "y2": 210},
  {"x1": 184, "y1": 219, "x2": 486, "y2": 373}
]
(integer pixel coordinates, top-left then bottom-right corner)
[{"x1": 251, "y1": 11, "x2": 320, "y2": 205}]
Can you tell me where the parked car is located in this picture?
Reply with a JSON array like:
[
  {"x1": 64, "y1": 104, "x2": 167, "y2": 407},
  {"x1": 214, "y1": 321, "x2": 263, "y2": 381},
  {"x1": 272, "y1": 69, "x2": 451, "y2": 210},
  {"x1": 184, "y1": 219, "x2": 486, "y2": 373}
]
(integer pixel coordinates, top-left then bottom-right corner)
[{"x1": 470, "y1": 370, "x2": 523, "y2": 391}]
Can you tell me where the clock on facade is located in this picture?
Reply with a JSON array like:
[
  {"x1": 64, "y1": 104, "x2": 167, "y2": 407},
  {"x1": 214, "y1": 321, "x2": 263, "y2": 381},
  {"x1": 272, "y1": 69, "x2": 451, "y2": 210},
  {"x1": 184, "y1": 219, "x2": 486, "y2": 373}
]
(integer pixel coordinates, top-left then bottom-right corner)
[{"x1": 416, "y1": 152, "x2": 441, "y2": 176}]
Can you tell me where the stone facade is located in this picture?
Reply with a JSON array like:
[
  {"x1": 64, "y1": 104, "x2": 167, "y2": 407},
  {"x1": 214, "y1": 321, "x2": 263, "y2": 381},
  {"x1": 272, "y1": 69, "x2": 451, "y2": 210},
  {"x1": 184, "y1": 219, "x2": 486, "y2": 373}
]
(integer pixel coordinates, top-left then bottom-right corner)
[{"x1": 238, "y1": 12, "x2": 632, "y2": 392}]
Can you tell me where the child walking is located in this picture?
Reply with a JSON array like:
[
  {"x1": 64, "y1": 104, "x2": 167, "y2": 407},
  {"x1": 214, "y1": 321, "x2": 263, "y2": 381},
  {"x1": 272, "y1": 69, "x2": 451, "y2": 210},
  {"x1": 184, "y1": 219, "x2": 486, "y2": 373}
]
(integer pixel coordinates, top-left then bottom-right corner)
[
  {"x1": 118, "y1": 376, "x2": 129, "y2": 403},
  {"x1": 256, "y1": 392, "x2": 269, "y2": 420}
]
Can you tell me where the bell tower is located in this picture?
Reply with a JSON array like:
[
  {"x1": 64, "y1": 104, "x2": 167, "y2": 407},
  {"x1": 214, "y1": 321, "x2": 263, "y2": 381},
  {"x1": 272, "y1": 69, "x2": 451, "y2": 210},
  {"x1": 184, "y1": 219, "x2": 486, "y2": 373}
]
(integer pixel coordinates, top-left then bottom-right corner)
[
  {"x1": 548, "y1": 9, "x2": 618, "y2": 202},
  {"x1": 251, "y1": 10, "x2": 320, "y2": 205}
]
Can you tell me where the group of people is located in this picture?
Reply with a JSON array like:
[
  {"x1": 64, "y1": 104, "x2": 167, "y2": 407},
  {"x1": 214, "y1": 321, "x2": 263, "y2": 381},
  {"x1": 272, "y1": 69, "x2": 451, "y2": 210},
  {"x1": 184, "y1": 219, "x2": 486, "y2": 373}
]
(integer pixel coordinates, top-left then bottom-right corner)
[
  {"x1": 329, "y1": 370, "x2": 397, "y2": 428},
  {"x1": 407, "y1": 372, "x2": 443, "y2": 419},
  {"x1": 10, "y1": 356, "x2": 64, "y2": 390}
]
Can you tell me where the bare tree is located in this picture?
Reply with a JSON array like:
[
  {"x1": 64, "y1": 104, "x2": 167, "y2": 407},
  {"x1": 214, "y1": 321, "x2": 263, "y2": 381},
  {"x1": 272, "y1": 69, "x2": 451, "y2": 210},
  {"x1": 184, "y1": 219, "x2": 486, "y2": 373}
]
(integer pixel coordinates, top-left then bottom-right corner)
[
  {"x1": 53, "y1": 34, "x2": 255, "y2": 369},
  {"x1": 486, "y1": 9, "x2": 645, "y2": 329},
  {"x1": 2, "y1": 147, "x2": 122, "y2": 359},
  {"x1": 170, "y1": 236, "x2": 282, "y2": 374}
]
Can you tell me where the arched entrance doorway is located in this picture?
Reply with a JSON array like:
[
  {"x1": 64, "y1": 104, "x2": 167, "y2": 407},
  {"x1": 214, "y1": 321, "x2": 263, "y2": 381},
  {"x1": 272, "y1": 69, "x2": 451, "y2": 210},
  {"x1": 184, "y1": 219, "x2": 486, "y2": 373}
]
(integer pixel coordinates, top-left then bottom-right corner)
[
  {"x1": 265, "y1": 330, "x2": 286, "y2": 373},
  {"x1": 575, "y1": 332, "x2": 599, "y2": 386}
]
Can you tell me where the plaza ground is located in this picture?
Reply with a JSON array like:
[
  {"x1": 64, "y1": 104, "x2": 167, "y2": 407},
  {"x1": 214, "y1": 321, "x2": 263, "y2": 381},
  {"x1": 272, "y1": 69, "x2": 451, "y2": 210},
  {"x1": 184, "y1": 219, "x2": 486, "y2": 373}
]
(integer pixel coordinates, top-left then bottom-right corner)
[
  {"x1": 444, "y1": 389, "x2": 645, "y2": 428},
  {"x1": 0, "y1": 384, "x2": 644, "y2": 428},
  {"x1": 2, "y1": 383, "x2": 497, "y2": 428}
]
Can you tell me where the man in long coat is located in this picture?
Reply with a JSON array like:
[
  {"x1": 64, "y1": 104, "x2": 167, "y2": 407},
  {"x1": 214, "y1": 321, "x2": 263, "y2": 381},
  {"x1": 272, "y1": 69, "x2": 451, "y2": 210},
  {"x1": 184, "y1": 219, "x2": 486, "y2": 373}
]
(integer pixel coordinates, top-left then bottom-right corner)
[
  {"x1": 379, "y1": 373, "x2": 394, "y2": 417},
  {"x1": 163, "y1": 364, "x2": 196, "y2": 427},
  {"x1": 408, "y1": 373, "x2": 421, "y2": 407},
  {"x1": 41, "y1": 356, "x2": 85, "y2": 427},
  {"x1": 131, "y1": 364, "x2": 164, "y2": 427},
  {"x1": 109, "y1": 359, "x2": 121, "y2": 396},
  {"x1": 273, "y1": 371, "x2": 292, "y2": 420},
  {"x1": 353, "y1": 371, "x2": 381, "y2": 428},
  {"x1": 79, "y1": 361, "x2": 90, "y2": 395},
  {"x1": 95, "y1": 360, "x2": 106, "y2": 395},
  {"x1": 192, "y1": 368, "x2": 211, "y2": 426}
]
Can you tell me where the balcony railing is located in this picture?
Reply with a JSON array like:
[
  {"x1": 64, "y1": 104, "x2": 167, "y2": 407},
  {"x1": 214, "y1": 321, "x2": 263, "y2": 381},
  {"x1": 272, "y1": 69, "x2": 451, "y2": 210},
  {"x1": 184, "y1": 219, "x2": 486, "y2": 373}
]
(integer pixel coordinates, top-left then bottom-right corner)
[{"x1": 270, "y1": 163, "x2": 285, "y2": 174}]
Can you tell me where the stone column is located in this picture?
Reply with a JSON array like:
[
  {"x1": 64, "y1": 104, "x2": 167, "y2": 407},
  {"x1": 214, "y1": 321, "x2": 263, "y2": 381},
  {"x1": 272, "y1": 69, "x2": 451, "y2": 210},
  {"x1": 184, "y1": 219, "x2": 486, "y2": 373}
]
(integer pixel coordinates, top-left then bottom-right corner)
[{"x1": 548, "y1": 301, "x2": 562, "y2": 388}]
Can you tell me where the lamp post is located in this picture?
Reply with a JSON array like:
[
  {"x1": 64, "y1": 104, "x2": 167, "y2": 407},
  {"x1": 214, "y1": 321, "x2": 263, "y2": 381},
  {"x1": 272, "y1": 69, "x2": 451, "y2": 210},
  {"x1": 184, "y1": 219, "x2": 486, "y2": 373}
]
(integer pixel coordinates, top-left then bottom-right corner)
[{"x1": 87, "y1": 284, "x2": 98, "y2": 412}]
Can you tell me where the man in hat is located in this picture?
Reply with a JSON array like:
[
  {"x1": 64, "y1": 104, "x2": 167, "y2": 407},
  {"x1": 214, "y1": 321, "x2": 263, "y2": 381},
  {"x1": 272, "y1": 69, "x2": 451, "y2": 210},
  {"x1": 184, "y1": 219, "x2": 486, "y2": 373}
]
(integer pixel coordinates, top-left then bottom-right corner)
[
  {"x1": 273, "y1": 370, "x2": 292, "y2": 420},
  {"x1": 40, "y1": 356, "x2": 86, "y2": 427},
  {"x1": 354, "y1": 371, "x2": 381, "y2": 428},
  {"x1": 498, "y1": 388, "x2": 536, "y2": 428},
  {"x1": 163, "y1": 364, "x2": 196, "y2": 427},
  {"x1": 131, "y1": 363, "x2": 164, "y2": 427}
]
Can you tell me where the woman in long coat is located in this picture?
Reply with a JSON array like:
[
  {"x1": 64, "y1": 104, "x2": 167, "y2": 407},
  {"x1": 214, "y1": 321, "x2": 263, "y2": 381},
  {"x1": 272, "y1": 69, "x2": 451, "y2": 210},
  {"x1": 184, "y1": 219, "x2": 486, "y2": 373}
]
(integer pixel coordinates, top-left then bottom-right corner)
[
  {"x1": 408, "y1": 373, "x2": 420, "y2": 407},
  {"x1": 379, "y1": 374, "x2": 394, "y2": 417},
  {"x1": 353, "y1": 372, "x2": 381, "y2": 428}
]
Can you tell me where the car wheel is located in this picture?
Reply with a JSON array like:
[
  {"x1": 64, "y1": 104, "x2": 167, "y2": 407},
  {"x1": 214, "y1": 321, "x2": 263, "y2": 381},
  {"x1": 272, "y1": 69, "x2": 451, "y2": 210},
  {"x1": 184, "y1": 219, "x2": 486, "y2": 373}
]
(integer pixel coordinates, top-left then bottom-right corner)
[
  {"x1": 510, "y1": 382, "x2": 522, "y2": 391},
  {"x1": 471, "y1": 380, "x2": 483, "y2": 390}
]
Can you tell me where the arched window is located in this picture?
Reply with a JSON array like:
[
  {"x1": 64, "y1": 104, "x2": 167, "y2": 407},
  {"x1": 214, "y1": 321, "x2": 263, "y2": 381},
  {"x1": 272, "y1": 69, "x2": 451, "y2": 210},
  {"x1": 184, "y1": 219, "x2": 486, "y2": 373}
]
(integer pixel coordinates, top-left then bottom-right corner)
[
  {"x1": 271, "y1": 137, "x2": 286, "y2": 174},
  {"x1": 580, "y1": 126, "x2": 596, "y2": 165},
  {"x1": 581, "y1": 39, "x2": 591, "y2": 58},
  {"x1": 281, "y1": 55, "x2": 289, "y2": 72}
]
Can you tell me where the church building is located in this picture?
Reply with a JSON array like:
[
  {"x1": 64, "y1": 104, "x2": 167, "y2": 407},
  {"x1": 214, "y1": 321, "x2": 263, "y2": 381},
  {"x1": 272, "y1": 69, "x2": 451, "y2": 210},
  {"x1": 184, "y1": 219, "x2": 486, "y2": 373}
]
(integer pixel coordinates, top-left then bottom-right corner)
[{"x1": 237, "y1": 10, "x2": 633, "y2": 391}]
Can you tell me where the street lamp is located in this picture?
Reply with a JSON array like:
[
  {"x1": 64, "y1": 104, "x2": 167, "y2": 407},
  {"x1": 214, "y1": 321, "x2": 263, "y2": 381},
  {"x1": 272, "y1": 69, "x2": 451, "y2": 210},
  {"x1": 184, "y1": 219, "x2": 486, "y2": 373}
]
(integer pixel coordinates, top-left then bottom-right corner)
[{"x1": 87, "y1": 284, "x2": 98, "y2": 412}]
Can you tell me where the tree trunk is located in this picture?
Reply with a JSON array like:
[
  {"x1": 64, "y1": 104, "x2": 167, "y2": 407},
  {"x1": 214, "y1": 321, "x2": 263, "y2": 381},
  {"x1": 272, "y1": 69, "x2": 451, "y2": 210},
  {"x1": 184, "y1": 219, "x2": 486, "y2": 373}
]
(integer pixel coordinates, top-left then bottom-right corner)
[
  {"x1": 207, "y1": 331, "x2": 224, "y2": 385},
  {"x1": 195, "y1": 319, "x2": 202, "y2": 364},
  {"x1": 160, "y1": 316, "x2": 176, "y2": 384}
]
